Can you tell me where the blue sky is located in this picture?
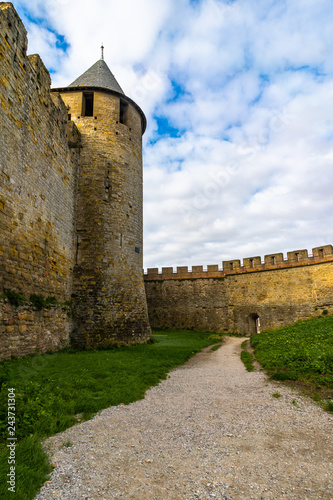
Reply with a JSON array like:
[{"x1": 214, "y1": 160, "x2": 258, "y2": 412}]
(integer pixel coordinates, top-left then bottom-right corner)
[{"x1": 13, "y1": 0, "x2": 333, "y2": 269}]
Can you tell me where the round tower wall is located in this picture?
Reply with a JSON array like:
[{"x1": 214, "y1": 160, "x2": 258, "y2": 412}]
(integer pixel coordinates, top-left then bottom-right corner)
[{"x1": 59, "y1": 89, "x2": 151, "y2": 347}]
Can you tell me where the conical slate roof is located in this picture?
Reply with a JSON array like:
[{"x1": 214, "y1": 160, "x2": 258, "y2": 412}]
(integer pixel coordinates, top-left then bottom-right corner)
[{"x1": 69, "y1": 59, "x2": 124, "y2": 94}]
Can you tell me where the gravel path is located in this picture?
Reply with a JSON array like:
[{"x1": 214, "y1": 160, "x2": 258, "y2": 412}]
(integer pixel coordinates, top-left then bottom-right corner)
[{"x1": 35, "y1": 337, "x2": 333, "y2": 500}]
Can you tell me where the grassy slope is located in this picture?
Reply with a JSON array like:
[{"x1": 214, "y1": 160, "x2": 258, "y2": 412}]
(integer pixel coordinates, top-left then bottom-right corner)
[
  {"x1": 0, "y1": 330, "x2": 220, "y2": 500},
  {"x1": 251, "y1": 316, "x2": 333, "y2": 405}
]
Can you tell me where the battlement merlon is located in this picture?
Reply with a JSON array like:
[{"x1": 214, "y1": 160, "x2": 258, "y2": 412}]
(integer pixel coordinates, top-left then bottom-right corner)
[
  {"x1": 0, "y1": 3, "x2": 54, "y2": 95},
  {"x1": 0, "y1": 3, "x2": 78, "y2": 142},
  {"x1": 0, "y1": 3, "x2": 27, "y2": 60},
  {"x1": 144, "y1": 244, "x2": 333, "y2": 280},
  {"x1": 28, "y1": 54, "x2": 51, "y2": 88}
]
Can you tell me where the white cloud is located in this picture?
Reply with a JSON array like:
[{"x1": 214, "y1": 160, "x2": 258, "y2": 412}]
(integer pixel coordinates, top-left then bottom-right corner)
[{"x1": 12, "y1": 0, "x2": 333, "y2": 269}]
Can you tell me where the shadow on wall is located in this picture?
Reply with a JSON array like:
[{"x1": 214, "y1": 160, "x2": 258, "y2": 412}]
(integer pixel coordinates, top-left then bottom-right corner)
[{"x1": 248, "y1": 313, "x2": 260, "y2": 335}]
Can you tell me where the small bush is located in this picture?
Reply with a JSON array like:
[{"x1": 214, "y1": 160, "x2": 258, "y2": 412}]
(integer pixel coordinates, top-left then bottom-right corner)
[
  {"x1": 45, "y1": 296, "x2": 58, "y2": 307},
  {"x1": 2, "y1": 290, "x2": 63, "y2": 311},
  {"x1": 29, "y1": 294, "x2": 45, "y2": 310},
  {"x1": 29, "y1": 295, "x2": 59, "y2": 310},
  {"x1": 3, "y1": 289, "x2": 27, "y2": 307}
]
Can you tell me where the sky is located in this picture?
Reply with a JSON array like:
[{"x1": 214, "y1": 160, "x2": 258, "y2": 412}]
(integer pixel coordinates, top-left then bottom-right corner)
[{"x1": 12, "y1": 0, "x2": 333, "y2": 270}]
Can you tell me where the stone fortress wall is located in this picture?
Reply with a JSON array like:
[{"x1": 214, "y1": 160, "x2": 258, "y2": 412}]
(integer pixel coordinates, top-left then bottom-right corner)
[
  {"x1": 0, "y1": 2, "x2": 332, "y2": 359},
  {"x1": 0, "y1": 2, "x2": 150, "y2": 360},
  {"x1": 144, "y1": 245, "x2": 333, "y2": 335},
  {"x1": 0, "y1": 3, "x2": 81, "y2": 359}
]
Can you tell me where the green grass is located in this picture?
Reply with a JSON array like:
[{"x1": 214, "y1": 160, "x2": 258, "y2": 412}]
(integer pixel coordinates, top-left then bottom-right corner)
[
  {"x1": 62, "y1": 440, "x2": 73, "y2": 448},
  {"x1": 251, "y1": 316, "x2": 333, "y2": 409},
  {"x1": 210, "y1": 344, "x2": 222, "y2": 351},
  {"x1": 240, "y1": 340, "x2": 255, "y2": 372},
  {"x1": 0, "y1": 435, "x2": 52, "y2": 499},
  {"x1": 251, "y1": 316, "x2": 333, "y2": 385},
  {"x1": 0, "y1": 330, "x2": 217, "y2": 499}
]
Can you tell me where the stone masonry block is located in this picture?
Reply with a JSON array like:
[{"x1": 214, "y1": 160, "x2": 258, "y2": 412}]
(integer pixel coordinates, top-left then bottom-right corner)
[
  {"x1": 177, "y1": 266, "x2": 189, "y2": 274},
  {"x1": 147, "y1": 268, "x2": 159, "y2": 276},
  {"x1": 243, "y1": 257, "x2": 262, "y2": 268},
  {"x1": 312, "y1": 245, "x2": 333, "y2": 257},
  {"x1": 162, "y1": 267, "x2": 174, "y2": 275},
  {"x1": 287, "y1": 249, "x2": 308, "y2": 262},
  {"x1": 223, "y1": 260, "x2": 241, "y2": 271},
  {"x1": 264, "y1": 253, "x2": 284, "y2": 265},
  {"x1": 207, "y1": 265, "x2": 219, "y2": 272}
]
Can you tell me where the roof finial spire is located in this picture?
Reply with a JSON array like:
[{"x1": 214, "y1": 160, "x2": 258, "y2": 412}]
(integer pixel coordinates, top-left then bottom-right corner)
[{"x1": 101, "y1": 43, "x2": 104, "y2": 61}]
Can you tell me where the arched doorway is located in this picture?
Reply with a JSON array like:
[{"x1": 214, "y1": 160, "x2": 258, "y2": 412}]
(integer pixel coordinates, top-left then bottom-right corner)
[{"x1": 248, "y1": 313, "x2": 260, "y2": 335}]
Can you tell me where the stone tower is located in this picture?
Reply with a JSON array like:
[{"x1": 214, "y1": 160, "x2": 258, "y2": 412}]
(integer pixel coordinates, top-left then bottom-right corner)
[{"x1": 51, "y1": 50, "x2": 151, "y2": 348}]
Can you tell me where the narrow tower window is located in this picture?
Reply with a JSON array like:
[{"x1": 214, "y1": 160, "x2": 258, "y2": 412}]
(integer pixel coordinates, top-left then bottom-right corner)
[
  {"x1": 119, "y1": 99, "x2": 129, "y2": 125},
  {"x1": 82, "y1": 92, "x2": 94, "y2": 117}
]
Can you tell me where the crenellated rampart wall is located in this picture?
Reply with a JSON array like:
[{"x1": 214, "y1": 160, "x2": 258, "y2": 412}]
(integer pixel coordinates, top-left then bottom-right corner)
[
  {"x1": 145, "y1": 245, "x2": 333, "y2": 280},
  {"x1": 144, "y1": 245, "x2": 333, "y2": 334}
]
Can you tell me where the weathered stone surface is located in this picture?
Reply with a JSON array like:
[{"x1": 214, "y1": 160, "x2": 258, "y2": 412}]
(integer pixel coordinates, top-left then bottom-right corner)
[
  {"x1": 0, "y1": 3, "x2": 79, "y2": 358},
  {"x1": 56, "y1": 88, "x2": 151, "y2": 347},
  {"x1": 1, "y1": 2, "x2": 332, "y2": 354},
  {"x1": 0, "y1": 298, "x2": 71, "y2": 359},
  {"x1": 144, "y1": 249, "x2": 333, "y2": 335},
  {"x1": 0, "y1": 3, "x2": 150, "y2": 358},
  {"x1": 0, "y1": 4, "x2": 79, "y2": 301}
]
